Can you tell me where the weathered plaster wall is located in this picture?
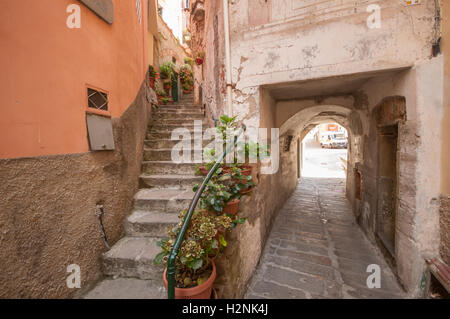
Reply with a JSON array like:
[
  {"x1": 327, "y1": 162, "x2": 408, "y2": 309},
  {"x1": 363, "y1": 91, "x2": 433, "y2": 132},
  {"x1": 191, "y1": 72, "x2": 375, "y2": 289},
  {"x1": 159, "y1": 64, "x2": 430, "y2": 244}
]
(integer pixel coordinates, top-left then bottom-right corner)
[
  {"x1": 224, "y1": 0, "x2": 441, "y2": 296},
  {"x1": 191, "y1": 0, "x2": 226, "y2": 120},
  {"x1": 229, "y1": 0, "x2": 435, "y2": 128},
  {"x1": 441, "y1": 0, "x2": 450, "y2": 263},
  {"x1": 195, "y1": 0, "x2": 444, "y2": 297},
  {"x1": 0, "y1": 80, "x2": 154, "y2": 298},
  {"x1": 157, "y1": 15, "x2": 189, "y2": 66}
]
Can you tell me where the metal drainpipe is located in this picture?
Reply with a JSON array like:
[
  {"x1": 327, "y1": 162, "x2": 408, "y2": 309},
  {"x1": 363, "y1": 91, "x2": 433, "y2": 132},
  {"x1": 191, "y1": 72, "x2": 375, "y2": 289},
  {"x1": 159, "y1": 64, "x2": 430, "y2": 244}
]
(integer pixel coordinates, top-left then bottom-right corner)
[{"x1": 223, "y1": 0, "x2": 233, "y2": 116}]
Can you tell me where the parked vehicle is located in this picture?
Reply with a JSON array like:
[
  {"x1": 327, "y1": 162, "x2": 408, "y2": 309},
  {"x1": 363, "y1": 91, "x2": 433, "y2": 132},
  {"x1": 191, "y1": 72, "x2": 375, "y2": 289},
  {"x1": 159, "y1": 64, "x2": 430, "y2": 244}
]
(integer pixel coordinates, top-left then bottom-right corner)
[
  {"x1": 320, "y1": 132, "x2": 348, "y2": 149},
  {"x1": 330, "y1": 132, "x2": 348, "y2": 148}
]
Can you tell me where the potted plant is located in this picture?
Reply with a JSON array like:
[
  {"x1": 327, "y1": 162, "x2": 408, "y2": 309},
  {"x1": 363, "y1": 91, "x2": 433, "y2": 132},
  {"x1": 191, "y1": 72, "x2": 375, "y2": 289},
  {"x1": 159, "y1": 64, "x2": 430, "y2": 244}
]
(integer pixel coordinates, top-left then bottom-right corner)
[
  {"x1": 179, "y1": 64, "x2": 194, "y2": 93},
  {"x1": 154, "y1": 210, "x2": 233, "y2": 299},
  {"x1": 159, "y1": 62, "x2": 175, "y2": 80},
  {"x1": 195, "y1": 50, "x2": 205, "y2": 65},
  {"x1": 156, "y1": 88, "x2": 168, "y2": 105},
  {"x1": 184, "y1": 57, "x2": 194, "y2": 67},
  {"x1": 161, "y1": 97, "x2": 170, "y2": 105},
  {"x1": 148, "y1": 65, "x2": 157, "y2": 89},
  {"x1": 164, "y1": 81, "x2": 172, "y2": 92}
]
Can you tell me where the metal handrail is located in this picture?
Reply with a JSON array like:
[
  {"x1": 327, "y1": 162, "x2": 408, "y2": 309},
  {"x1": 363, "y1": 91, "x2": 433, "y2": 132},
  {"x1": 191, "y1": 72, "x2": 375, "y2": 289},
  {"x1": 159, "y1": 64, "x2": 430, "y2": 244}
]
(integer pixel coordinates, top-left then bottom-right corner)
[{"x1": 166, "y1": 125, "x2": 245, "y2": 299}]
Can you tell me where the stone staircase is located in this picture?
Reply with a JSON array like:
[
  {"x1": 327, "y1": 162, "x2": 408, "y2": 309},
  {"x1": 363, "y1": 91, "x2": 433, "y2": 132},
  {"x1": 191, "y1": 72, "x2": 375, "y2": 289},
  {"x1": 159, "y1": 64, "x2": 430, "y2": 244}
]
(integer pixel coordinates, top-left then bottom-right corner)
[{"x1": 84, "y1": 94, "x2": 206, "y2": 299}]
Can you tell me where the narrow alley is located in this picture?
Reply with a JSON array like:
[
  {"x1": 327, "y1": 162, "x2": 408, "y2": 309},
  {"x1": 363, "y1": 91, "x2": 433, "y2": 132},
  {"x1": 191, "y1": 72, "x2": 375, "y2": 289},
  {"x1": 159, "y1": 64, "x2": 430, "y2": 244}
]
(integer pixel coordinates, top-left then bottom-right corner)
[
  {"x1": 245, "y1": 177, "x2": 405, "y2": 299},
  {"x1": 1, "y1": 0, "x2": 449, "y2": 303}
]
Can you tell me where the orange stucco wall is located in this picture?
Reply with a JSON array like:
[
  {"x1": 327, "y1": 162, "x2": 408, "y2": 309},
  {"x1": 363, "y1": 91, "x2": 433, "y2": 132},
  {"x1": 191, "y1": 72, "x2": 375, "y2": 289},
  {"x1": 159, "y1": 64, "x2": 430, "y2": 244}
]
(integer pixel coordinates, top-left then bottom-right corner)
[{"x1": 0, "y1": 0, "x2": 148, "y2": 159}]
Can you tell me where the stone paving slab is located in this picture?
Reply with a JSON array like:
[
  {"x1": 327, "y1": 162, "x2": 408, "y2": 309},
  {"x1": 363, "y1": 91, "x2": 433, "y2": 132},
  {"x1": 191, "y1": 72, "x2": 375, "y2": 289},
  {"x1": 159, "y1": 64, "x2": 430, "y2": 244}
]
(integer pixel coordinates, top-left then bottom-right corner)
[{"x1": 245, "y1": 177, "x2": 406, "y2": 299}]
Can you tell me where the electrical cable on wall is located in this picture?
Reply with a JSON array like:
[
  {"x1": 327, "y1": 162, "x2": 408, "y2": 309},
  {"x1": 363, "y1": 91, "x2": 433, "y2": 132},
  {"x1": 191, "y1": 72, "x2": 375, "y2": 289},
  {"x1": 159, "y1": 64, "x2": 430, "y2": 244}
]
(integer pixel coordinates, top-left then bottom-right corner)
[{"x1": 96, "y1": 205, "x2": 110, "y2": 249}]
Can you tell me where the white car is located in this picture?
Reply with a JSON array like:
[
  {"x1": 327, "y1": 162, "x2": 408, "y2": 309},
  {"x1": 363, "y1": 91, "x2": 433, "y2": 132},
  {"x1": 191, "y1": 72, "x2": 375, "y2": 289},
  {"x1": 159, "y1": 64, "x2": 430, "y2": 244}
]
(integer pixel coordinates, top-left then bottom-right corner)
[{"x1": 320, "y1": 132, "x2": 348, "y2": 149}]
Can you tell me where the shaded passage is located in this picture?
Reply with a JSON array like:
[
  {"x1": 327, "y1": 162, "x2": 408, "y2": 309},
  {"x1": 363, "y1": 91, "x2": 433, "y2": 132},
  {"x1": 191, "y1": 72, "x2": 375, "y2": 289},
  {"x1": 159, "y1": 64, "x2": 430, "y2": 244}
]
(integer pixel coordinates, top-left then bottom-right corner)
[{"x1": 245, "y1": 178, "x2": 405, "y2": 299}]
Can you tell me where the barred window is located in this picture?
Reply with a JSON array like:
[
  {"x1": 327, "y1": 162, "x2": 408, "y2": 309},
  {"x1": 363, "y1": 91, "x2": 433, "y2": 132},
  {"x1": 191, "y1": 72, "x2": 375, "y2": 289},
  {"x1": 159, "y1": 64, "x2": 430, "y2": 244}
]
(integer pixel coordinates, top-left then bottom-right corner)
[{"x1": 87, "y1": 88, "x2": 108, "y2": 111}]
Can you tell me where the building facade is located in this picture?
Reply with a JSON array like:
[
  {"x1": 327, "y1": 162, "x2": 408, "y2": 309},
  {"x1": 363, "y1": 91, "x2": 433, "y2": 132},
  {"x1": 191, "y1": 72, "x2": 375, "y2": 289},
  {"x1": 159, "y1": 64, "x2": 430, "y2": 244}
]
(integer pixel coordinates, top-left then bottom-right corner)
[
  {"x1": 192, "y1": 0, "x2": 449, "y2": 297},
  {"x1": 0, "y1": 0, "x2": 155, "y2": 298}
]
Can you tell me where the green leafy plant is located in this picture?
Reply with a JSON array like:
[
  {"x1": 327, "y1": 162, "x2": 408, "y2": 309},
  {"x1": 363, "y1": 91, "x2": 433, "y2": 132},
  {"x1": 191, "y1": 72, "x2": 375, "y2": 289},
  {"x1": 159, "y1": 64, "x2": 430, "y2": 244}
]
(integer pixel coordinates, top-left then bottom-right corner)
[
  {"x1": 148, "y1": 65, "x2": 157, "y2": 78},
  {"x1": 156, "y1": 89, "x2": 167, "y2": 97},
  {"x1": 154, "y1": 210, "x2": 232, "y2": 288},
  {"x1": 184, "y1": 57, "x2": 194, "y2": 66},
  {"x1": 180, "y1": 64, "x2": 194, "y2": 92},
  {"x1": 194, "y1": 178, "x2": 233, "y2": 213},
  {"x1": 195, "y1": 50, "x2": 205, "y2": 60},
  {"x1": 160, "y1": 62, "x2": 176, "y2": 79}
]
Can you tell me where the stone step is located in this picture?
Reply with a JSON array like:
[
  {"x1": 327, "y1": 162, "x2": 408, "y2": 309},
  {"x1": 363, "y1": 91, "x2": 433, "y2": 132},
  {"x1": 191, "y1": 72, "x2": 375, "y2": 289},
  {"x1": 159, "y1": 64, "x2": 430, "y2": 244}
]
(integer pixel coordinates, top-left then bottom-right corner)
[
  {"x1": 146, "y1": 128, "x2": 211, "y2": 140},
  {"x1": 156, "y1": 108, "x2": 202, "y2": 114},
  {"x1": 144, "y1": 148, "x2": 207, "y2": 161},
  {"x1": 144, "y1": 138, "x2": 210, "y2": 149},
  {"x1": 153, "y1": 112, "x2": 204, "y2": 120},
  {"x1": 149, "y1": 123, "x2": 203, "y2": 131},
  {"x1": 133, "y1": 188, "x2": 194, "y2": 213},
  {"x1": 150, "y1": 119, "x2": 206, "y2": 126},
  {"x1": 102, "y1": 237, "x2": 164, "y2": 280},
  {"x1": 83, "y1": 278, "x2": 166, "y2": 299},
  {"x1": 142, "y1": 161, "x2": 198, "y2": 175},
  {"x1": 125, "y1": 210, "x2": 180, "y2": 237},
  {"x1": 158, "y1": 104, "x2": 199, "y2": 110},
  {"x1": 140, "y1": 174, "x2": 202, "y2": 189}
]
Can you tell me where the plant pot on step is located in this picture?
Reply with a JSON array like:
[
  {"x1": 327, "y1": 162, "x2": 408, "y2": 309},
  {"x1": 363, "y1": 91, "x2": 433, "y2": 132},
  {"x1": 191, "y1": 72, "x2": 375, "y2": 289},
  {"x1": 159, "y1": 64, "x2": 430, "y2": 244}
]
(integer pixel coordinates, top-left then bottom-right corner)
[
  {"x1": 163, "y1": 260, "x2": 216, "y2": 299},
  {"x1": 240, "y1": 165, "x2": 253, "y2": 176},
  {"x1": 199, "y1": 166, "x2": 209, "y2": 176},
  {"x1": 222, "y1": 198, "x2": 240, "y2": 216},
  {"x1": 240, "y1": 187, "x2": 253, "y2": 195}
]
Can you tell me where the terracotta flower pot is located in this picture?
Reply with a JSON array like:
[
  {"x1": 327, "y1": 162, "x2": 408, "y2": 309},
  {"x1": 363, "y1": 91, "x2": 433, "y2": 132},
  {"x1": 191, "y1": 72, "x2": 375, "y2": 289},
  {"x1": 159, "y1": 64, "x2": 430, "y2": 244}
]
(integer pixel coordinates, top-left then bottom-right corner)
[
  {"x1": 163, "y1": 260, "x2": 216, "y2": 299},
  {"x1": 240, "y1": 188, "x2": 253, "y2": 195},
  {"x1": 223, "y1": 198, "x2": 240, "y2": 216},
  {"x1": 240, "y1": 165, "x2": 253, "y2": 176},
  {"x1": 198, "y1": 166, "x2": 209, "y2": 176}
]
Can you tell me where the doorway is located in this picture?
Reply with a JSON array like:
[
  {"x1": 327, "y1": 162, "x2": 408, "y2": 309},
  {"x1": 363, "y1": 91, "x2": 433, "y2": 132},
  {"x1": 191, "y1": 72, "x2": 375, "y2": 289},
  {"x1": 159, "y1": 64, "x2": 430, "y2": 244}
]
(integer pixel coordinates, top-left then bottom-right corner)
[
  {"x1": 301, "y1": 123, "x2": 348, "y2": 179},
  {"x1": 171, "y1": 73, "x2": 179, "y2": 102},
  {"x1": 376, "y1": 124, "x2": 398, "y2": 257}
]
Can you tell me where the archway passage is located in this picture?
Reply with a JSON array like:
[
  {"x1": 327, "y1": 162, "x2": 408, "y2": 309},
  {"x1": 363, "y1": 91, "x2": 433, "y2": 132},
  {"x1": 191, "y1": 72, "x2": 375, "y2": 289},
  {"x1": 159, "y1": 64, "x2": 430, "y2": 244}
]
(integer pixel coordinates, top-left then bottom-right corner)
[
  {"x1": 301, "y1": 123, "x2": 348, "y2": 179},
  {"x1": 245, "y1": 177, "x2": 404, "y2": 299},
  {"x1": 246, "y1": 117, "x2": 404, "y2": 298},
  {"x1": 247, "y1": 71, "x2": 413, "y2": 298}
]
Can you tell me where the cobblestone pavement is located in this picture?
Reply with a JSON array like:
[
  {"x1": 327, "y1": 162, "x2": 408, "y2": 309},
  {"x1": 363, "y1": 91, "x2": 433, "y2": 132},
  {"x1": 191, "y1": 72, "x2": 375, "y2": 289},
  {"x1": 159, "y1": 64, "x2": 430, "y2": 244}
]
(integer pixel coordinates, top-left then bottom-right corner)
[{"x1": 245, "y1": 177, "x2": 406, "y2": 299}]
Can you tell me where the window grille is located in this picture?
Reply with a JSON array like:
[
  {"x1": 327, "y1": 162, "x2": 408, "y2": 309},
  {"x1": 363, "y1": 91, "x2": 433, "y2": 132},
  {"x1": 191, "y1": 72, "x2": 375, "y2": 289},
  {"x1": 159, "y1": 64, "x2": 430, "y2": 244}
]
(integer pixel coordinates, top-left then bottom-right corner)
[{"x1": 87, "y1": 88, "x2": 108, "y2": 111}]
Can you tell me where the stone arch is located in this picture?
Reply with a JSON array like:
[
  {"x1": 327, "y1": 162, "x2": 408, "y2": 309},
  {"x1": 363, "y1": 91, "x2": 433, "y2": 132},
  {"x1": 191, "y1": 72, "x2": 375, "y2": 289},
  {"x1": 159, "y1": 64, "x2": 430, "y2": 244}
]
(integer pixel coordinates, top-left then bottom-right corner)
[
  {"x1": 278, "y1": 103, "x2": 365, "y2": 206},
  {"x1": 280, "y1": 104, "x2": 354, "y2": 137}
]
